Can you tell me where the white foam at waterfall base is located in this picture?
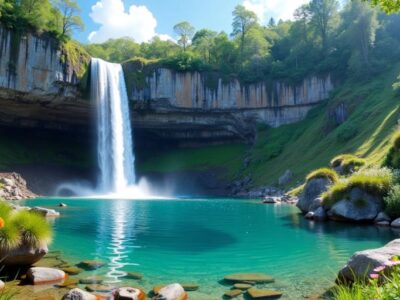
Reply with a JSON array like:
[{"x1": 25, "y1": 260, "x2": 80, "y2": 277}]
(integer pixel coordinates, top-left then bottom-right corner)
[{"x1": 56, "y1": 58, "x2": 160, "y2": 199}]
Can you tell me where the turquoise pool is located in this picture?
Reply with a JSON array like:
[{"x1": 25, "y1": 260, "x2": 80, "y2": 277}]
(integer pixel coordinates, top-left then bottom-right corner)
[{"x1": 24, "y1": 198, "x2": 397, "y2": 299}]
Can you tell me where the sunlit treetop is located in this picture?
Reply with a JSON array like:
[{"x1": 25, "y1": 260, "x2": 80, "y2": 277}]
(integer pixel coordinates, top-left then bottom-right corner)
[{"x1": 362, "y1": 0, "x2": 400, "y2": 13}]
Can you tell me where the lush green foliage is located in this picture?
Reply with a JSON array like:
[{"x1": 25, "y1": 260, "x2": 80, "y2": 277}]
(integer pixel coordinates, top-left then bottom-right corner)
[
  {"x1": 362, "y1": 0, "x2": 400, "y2": 13},
  {"x1": 331, "y1": 154, "x2": 366, "y2": 174},
  {"x1": 0, "y1": 0, "x2": 83, "y2": 41},
  {"x1": 306, "y1": 168, "x2": 338, "y2": 182},
  {"x1": 385, "y1": 131, "x2": 400, "y2": 168},
  {"x1": 322, "y1": 167, "x2": 394, "y2": 208},
  {"x1": 384, "y1": 185, "x2": 400, "y2": 218},
  {"x1": 0, "y1": 201, "x2": 52, "y2": 250}
]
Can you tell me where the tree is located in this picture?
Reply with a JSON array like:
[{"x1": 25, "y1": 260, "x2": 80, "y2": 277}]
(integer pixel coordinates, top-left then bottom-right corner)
[
  {"x1": 307, "y1": 0, "x2": 339, "y2": 50},
  {"x1": 173, "y1": 21, "x2": 195, "y2": 51},
  {"x1": 192, "y1": 29, "x2": 217, "y2": 63},
  {"x1": 53, "y1": 0, "x2": 83, "y2": 38},
  {"x1": 361, "y1": 0, "x2": 400, "y2": 13},
  {"x1": 232, "y1": 5, "x2": 258, "y2": 62},
  {"x1": 18, "y1": 0, "x2": 54, "y2": 32},
  {"x1": 268, "y1": 17, "x2": 276, "y2": 27}
]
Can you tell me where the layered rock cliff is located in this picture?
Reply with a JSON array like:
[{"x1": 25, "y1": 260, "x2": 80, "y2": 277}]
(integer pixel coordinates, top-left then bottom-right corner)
[{"x1": 0, "y1": 24, "x2": 335, "y2": 145}]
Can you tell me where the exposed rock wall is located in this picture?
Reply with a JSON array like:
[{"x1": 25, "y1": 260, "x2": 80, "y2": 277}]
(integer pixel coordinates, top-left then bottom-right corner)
[{"x1": 129, "y1": 68, "x2": 334, "y2": 127}]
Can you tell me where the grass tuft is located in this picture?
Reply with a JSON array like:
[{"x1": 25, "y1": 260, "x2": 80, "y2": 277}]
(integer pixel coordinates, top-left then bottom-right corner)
[
  {"x1": 330, "y1": 154, "x2": 366, "y2": 174},
  {"x1": 12, "y1": 211, "x2": 52, "y2": 247},
  {"x1": 306, "y1": 168, "x2": 338, "y2": 183}
]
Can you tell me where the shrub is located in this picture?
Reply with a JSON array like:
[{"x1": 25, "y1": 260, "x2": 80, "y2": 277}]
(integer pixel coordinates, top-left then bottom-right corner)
[
  {"x1": 385, "y1": 131, "x2": 400, "y2": 169},
  {"x1": 330, "y1": 154, "x2": 366, "y2": 174},
  {"x1": 384, "y1": 185, "x2": 400, "y2": 218},
  {"x1": 0, "y1": 201, "x2": 52, "y2": 251},
  {"x1": 306, "y1": 168, "x2": 339, "y2": 183},
  {"x1": 322, "y1": 167, "x2": 394, "y2": 209},
  {"x1": 336, "y1": 123, "x2": 358, "y2": 142}
]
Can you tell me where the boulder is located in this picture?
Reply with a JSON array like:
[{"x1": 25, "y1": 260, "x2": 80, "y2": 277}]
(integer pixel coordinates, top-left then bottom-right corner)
[
  {"x1": 247, "y1": 288, "x2": 283, "y2": 299},
  {"x1": 297, "y1": 178, "x2": 332, "y2": 213},
  {"x1": 278, "y1": 170, "x2": 293, "y2": 186},
  {"x1": 62, "y1": 267, "x2": 83, "y2": 275},
  {"x1": 62, "y1": 288, "x2": 97, "y2": 300},
  {"x1": 338, "y1": 239, "x2": 400, "y2": 282},
  {"x1": 31, "y1": 207, "x2": 60, "y2": 218},
  {"x1": 375, "y1": 212, "x2": 391, "y2": 223},
  {"x1": 329, "y1": 188, "x2": 382, "y2": 222},
  {"x1": 115, "y1": 287, "x2": 145, "y2": 300},
  {"x1": 0, "y1": 242, "x2": 48, "y2": 266},
  {"x1": 391, "y1": 218, "x2": 400, "y2": 228},
  {"x1": 224, "y1": 273, "x2": 274, "y2": 283},
  {"x1": 313, "y1": 207, "x2": 327, "y2": 222},
  {"x1": 26, "y1": 267, "x2": 66, "y2": 284},
  {"x1": 154, "y1": 283, "x2": 187, "y2": 300}
]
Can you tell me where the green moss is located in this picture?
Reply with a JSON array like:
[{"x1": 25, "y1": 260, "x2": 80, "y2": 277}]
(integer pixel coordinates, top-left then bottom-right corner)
[
  {"x1": 384, "y1": 130, "x2": 400, "y2": 168},
  {"x1": 61, "y1": 40, "x2": 91, "y2": 80},
  {"x1": 306, "y1": 168, "x2": 338, "y2": 183},
  {"x1": 322, "y1": 168, "x2": 394, "y2": 208},
  {"x1": 330, "y1": 154, "x2": 366, "y2": 174},
  {"x1": 122, "y1": 58, "x2": 160, "y2": 96}
]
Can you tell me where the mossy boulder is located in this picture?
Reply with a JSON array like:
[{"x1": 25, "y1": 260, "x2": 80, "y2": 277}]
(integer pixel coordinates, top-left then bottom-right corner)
[{"x1": 330, "y1": 154, "x2": 366, "y2": 175}]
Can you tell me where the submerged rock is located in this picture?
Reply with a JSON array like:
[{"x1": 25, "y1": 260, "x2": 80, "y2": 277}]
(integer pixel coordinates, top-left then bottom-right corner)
[
  {"x1": 85, "y1": 284, "x2": 115, "y2": 293},
  {"x1": 62, "y1": 267, "x2": 83, "y2": 275},
  {"x1": 247, "y1": 288, "x2": 283, "y2": 299},
  {"x1": 79, "y1": 277, "x2": 103, "y2": 284},
  {"x1": 115, "y1": 287, "x2": 145, "y2": 300},
  {"x1": 154, "y1": 283, "x2": 187, "y2": 300},
  {"x1": 224, "y1": 289, "x2": 242, "y2": 298},
  {"x1": 297, "y1": 178, "x2": 332, "y2": 213},
  {"x1": 62, "y1": 288, "x2": 97, "y2": 300},
  {"x1": 77, "y1": 260, "x2": 105, "y2": 270},
  {"x1": 125, "y1": 272, "x2": 143, "y2": 280},
  {"x1": 234, "y1": 283, "x2": 252, "y2": 290},
  {"x1": 224, "y1": 273, "x2": 274, "y2": 283},
  {"x1": 181, "y1": 283, "x2": 199, "y2": 291},
  {"x1": 338, "y1": 239, "x2": 400, "y2": 282},
  {"x1": 329, "y1": 188, "x2": 382, "y2": 222},
  {"x1": 26, "y1": 267, "x2": 66, "y2": 285}
]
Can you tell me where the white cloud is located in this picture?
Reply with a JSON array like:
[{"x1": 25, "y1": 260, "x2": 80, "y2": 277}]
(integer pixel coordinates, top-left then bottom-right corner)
[
  {"x1": 88, "y1": 0, "x2": 172, "y2": 43},
  {"x1": 243, "y1": 0, "x2": 310, "y2": 23}
]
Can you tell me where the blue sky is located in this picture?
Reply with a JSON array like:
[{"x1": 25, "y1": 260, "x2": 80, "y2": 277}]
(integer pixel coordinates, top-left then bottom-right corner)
[{"x1": 75, "y1": 0, "x2": 310, "y2": 44}]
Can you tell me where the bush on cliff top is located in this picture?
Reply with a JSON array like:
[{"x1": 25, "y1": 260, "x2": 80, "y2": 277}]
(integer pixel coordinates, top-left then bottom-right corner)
[
  {"x1": 322, "y1": 167, "x2": 394, "y2": 208},
  {"x1": 306, "y1": 168, "x2": 338, "y2": 183},
  {"x1": 330, "y1": 154, "x2": 366, "y2": 174},
  {"x1": 0, "y1": 201, "x2": 52, "y2": 250}
]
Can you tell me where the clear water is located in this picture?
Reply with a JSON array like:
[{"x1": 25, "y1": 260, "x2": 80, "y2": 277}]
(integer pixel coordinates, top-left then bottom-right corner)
[{"x1": 25, "y1": 198, "x2": 397, "y2": 299}]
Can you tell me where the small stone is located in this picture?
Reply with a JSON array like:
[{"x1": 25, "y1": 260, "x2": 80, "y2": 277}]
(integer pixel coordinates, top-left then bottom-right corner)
[
  {"x1": 115, "y1": 287, "x2": 145, "y2": 300},
  {"x1": 59, "y1": 203, "x2": 67, "y2": 207},
  {"x1": 154, "y1": 283, "x2": 186, "y2": 300},
  {"x1": 224, "y1": 289, "x2": 242, "y2": 298},
  {"x1": 78, "y1": 260, "x2": 105, "y2": 270},
  {"x1": 305, "y1": 212, "x2": 314, "y2": 219},
  {"x1": 62, "y1": 288, "x2": 97, "y2": 300},
  {"x1": 26, "y1": 267, "x2": 66, "y2": 285},
  {"x1": 181, "y1": 283, "x2": 199, "y2": 291},
  {"x1": 224, "y1": 273, "x2": 274, "y2": 283},
  {"x1": 79, "y1": 277, "x2": 104, "y2": 284},
  {"x1": 392, "y1": 218, "x2": 400, "y2": 228},
  {"x1": 234, "y1": 283, "x2": 252, "y2": 290},
  {"x1": 125, "y1": 272, "x2": 143, "y2": 280},
  {"x1": 247, "y1": 288, "x2": 283, "y2": 299},
  {"x1": 85, "y1": 284, "x2": 115, "y2": 293},
  {"x1": 62, "y1": 267, "x2": 83, "y2": 275}
]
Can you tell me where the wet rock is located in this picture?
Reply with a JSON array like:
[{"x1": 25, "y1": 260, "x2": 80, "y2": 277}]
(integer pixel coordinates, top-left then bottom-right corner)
[
  {"x1": 125, "y1": 272, "x2": 143, "y2": 280},
  {"x1": 247, "y1": 288, "x2": 283, "y2": 299},
  {"x1": 79, "y1": 277, "x2": 103, "y2": 284},
  {"x1": 115, "y1": 287, "x2": 145, "y2": 300},
  {"x1": 338, "y1": 239, "x2": 400, "y2": 282},
  {"x1": 31, "y1": 207, "x2": 60, "y2": 218},
  {"x1": 278, "y1": 170, "x2": 293, "y2": 186},
  {"x1": 391, "y1": 218, "x2": 400, "y2": 228},
  {"x1": 305, "y1": 212, "x2": 314, "y2": 220},
  {"x1": 375, "y1": 212, "x2": 391, "y2": 223},
  {"x1": 297, "y1": 178, "x2": 332, "y2": 213},
  {"x1": 224, "y1": 273, "x2": 274, "y2": 283},
  {"x1": 77, "y1": 260, "x2": 105, "y2": 270},
  {"x1": 224, "y1": 289, "x2": 242, "y2": 298},
  {"x1": 181, "y1": 283, "x2": 199, "y2": 291},
  {"x1": 313, "y1": 207, "x2": 327, "y2": 222},
  {"x1": 62, "y1": 288, "x2": 97, "y2": 300},
  {"x1": 234, "y1": 283, "x2": 252, "y2": 290},
  {"x1": 154, "y1": 283, "x2": 187, "y2": 300},
  {"x1": 59, "y1": 203, "x2": 68, "y2": 207},
  {"x1": 376, "y1": 221, "x2": 390, "y2": 227},
  {"x1": 62, "y1": 267, "x2": 83, "y2": 275},
  {"x1": 0, "y1": 241, "x2": 48, "y2": 266},
  {"x1": 329, "y1": 188, "x2": 382, "y2": 222},
  {"x1": 26, "y1": 267, "x2": 66, "y2": 284}
]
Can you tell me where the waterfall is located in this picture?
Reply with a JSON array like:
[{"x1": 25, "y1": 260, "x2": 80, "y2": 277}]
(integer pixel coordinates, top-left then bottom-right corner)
[{"x1": 91, "y1": 58, "x2": 136, "y2": 193}]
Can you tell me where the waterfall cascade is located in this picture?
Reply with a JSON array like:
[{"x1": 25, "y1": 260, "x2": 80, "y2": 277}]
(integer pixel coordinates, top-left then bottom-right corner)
[{"x1": 91, "y1": 58, "x2": 136, "y2": 193}]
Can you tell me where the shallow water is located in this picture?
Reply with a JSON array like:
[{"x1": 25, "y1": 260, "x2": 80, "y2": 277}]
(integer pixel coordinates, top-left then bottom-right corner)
[{"x1": 23, "y1": 198, "x2": 398, "y2": 299}]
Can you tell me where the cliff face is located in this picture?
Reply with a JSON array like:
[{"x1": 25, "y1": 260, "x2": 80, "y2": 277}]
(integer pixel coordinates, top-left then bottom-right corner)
[
  {"x1": 129, "y1": 68, "x2": 334, "y2": 128},
  {"x1": 0, "y1": 24, "x2": 335, "y2": 145}
]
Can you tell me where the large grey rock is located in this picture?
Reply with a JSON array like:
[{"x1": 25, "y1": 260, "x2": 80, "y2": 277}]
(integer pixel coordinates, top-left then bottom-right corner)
[
  {"x1": 314, "y1": 207, "x2": 327, "y2": 221},
  {"x1": 278, "y1": 170, "x2": 293, "y2": 186},
  {"x1": 391, "y1": 218, "x2": 400, "y2": 228},
  {"x1": 26, "y1": 267, "x2": 66, "y2": 284},
  {"x1": 375, "y1": 212, "x2": 391, "y2": 223},
  {"x1": 297, "y1": 178, "x2": 332, "y2": 213},
  {"x1": 62, "y1": 288, "x2": 97, "y2": 300},
  {"x1": 154, "y1": 283, "x2": 186, "y2": 300},
  {"x1": 339, "y1": 239, "x2": 400, "y2": 282},
  {"x1": 0, "y1": 241, "x2": 48, "y2": 266},
  {"x1": 329, "y1": 188, "x2": 382, "y2": 222}
]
